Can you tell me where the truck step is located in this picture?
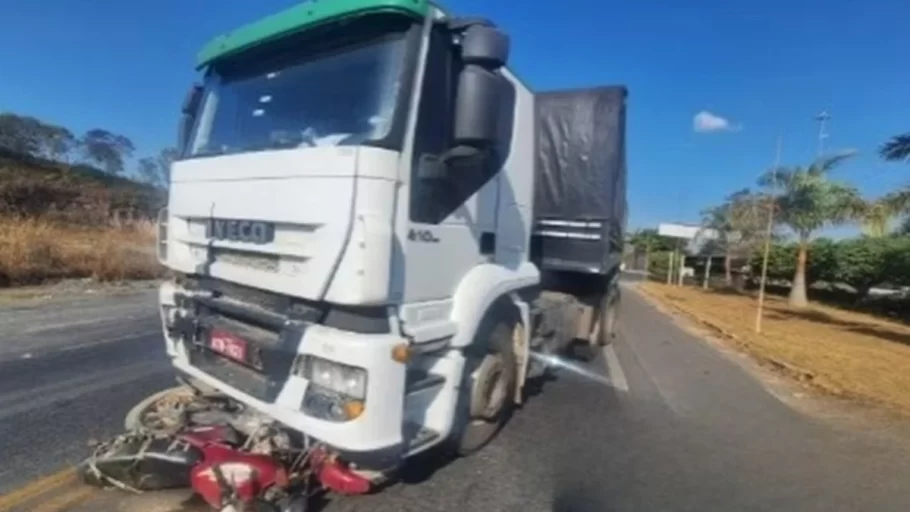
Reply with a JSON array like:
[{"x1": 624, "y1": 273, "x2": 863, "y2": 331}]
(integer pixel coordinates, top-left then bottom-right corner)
[
  {"x1": 405, "y1": 370, "x2": 445, "y2": 395},
  {"x1": 404, "y1": 421, "x2": 441, "y2": 451}
]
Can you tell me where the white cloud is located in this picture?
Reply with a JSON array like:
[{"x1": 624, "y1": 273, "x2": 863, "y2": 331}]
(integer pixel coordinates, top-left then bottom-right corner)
[{"x1": 693, "y1": 110, "x2": 740, "y2": 133}]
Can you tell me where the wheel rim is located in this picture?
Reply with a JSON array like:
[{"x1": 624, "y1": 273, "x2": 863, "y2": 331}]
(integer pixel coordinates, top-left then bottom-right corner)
[{"x1": 140, "y1": 392, "x2": 194, "y2": 431}]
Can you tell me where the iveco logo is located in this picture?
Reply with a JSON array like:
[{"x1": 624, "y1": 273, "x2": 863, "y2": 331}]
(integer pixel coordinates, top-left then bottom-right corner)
[{"x1": 205, "y1": 218, "x2": 275, "y2": 244}]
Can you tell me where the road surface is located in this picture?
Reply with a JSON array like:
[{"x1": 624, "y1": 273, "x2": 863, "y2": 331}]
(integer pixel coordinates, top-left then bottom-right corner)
[{"x1": 2, "y1": 284, "x2": 910, "y2": 511}]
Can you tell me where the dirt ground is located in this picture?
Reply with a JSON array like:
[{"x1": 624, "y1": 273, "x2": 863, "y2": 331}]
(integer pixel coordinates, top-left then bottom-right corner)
[{"x1": 639, "y1": 282, "x2": 910, "y2": 417}]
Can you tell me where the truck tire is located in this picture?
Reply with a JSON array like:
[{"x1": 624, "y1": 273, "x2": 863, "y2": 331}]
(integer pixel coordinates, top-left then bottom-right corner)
[
  {"x1": 596, "y1": 287, "x2": 620, "y2": 347},
  {"x1": 454, "y1": 310, "x2": 518, "y2": 456}
]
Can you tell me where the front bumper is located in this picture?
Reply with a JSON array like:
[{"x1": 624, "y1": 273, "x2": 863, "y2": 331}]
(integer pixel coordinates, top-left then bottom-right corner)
[{"x1": 159, "y1": 282, "x2": 408, "y2": 470}]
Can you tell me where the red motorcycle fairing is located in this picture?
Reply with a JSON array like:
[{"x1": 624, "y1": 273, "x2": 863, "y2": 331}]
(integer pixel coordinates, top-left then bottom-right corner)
[{"x1": 182, "y1": 428, "x2": 289, "y2": 509}]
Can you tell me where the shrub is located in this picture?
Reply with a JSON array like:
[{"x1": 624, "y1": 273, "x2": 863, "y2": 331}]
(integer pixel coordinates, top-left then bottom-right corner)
[
  {"x1": 833, "y1": 237, "x2": 895, "y2": 297},
  {"x1": 750, "y1": 238, "x2": 837, "y2": 285},
  {"x1": 0, "y1": 217, "x2": 163, "y2": 286},
  {"x1": 746, "y1": 235, "x2": 910, "y2": 300}
]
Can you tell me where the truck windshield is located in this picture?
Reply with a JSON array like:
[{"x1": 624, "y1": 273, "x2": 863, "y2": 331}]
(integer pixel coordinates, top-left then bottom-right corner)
[{"x1": 187, "y1": 31, "x2": 409, "y2": 157}]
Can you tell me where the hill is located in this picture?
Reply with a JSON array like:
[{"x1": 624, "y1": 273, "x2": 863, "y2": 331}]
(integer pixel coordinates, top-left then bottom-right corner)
[
  {"x1": 0, "y1": 150, "x2": 164, "y2": 222},
  {"x1": 0, "y1": 113, "x2": 171, "y2": 286}
]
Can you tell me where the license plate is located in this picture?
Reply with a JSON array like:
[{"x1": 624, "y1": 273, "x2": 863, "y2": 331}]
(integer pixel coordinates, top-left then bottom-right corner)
[{"x1": 209, "y1": 329, "x2": 248, "y2": 363}]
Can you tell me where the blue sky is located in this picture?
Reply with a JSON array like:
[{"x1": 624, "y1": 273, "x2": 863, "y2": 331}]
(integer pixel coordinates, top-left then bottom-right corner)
[{"x1": 1, "y1": 0, "x2": 908, "y2": 232}]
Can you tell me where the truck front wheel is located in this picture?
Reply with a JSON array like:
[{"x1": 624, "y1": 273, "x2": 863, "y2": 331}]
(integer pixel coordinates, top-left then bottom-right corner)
[{"x1": 455, "y1": 314, "x2": 518, "y2": 456}]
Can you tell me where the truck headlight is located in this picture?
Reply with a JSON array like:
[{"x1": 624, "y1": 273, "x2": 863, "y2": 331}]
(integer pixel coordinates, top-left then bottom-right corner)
[
  {"x1": 298, "y1": 356, "x2": 367, "y2": 422},
  {"x1": 299, "y1": 356, "x2": 367, "y2": 400}
]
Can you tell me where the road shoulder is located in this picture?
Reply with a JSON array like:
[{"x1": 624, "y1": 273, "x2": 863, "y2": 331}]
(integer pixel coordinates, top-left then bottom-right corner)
[
  {"x1": 632, "y1": 282, "x2": 910, "y2": 442},
  {"x1": 0, "y1": 280, "x2": 159, "y2": 361}
]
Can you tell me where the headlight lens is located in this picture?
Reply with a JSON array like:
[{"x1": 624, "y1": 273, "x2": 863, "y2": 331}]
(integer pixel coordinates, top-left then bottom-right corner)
[{"x1": 300, "y1": 356, "x2": 367, "y2": 400}]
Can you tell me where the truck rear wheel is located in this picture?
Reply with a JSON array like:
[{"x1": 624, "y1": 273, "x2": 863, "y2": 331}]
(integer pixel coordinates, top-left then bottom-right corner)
[
  {"x1": 596, "y1": 287, "x2": 620, "y2": 347},
  {"x1": 455, "y1": 313, "x2": 518, "y2": 456}
]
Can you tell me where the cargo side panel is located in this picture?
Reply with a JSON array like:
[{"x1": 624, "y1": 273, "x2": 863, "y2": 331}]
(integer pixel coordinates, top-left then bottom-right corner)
[{"x1": 533, "y1": 86, "x2": 627, "y2": 275}]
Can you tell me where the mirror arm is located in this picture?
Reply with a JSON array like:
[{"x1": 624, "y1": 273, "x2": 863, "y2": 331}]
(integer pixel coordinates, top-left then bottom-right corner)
[
  {"x1": 446, "y1": 17, "x2": 496, "y2": 32},
  {"x1": 441, "y1": 144, "x2": 490, "y2": 165}
]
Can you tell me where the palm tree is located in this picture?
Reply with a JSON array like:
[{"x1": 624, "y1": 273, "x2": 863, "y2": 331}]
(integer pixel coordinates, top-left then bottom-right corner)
[
  {"x1": 727, "y1": 188, "x2": 774, "y2": 272},
  {"x1": 758, "y1": 152, "x2": 864, "y2": 308},
  {"x1": 881, "y1": 133, "x2": 910, "y2": 163},
  {"x1": 859, "y1": 198, "x2": 901, "y2": 238},
  {"x1": 877, "y1": 133, "x2": 910, "y2": 233}
]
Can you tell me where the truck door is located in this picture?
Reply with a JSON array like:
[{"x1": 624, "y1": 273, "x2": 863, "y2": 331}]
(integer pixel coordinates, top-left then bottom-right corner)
[{"x1": 398, "y1": 24, "x2": 503, "y2": 303}]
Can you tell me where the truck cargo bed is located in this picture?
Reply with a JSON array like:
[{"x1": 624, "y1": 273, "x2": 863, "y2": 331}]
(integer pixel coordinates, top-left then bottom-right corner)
[{"x1": 531, "y1": 86, "x2": 628, "y2": 275}]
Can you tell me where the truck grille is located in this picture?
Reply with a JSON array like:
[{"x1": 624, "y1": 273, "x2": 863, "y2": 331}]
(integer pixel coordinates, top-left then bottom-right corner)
[
  {"x1": 176, "y1": 282, "x2": 308, "y2": 403},
  {"x1": 172, "y1": 276, "x2": 391, "y2": 401},
  {"x1": 212, "y1": 248, "x2": 280, "y2": 273}
]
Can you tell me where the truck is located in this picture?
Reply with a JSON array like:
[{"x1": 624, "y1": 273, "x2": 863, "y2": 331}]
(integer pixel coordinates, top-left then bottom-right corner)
[{"x1": 86, "y1": 1, "x2": 626, "y2": 509}]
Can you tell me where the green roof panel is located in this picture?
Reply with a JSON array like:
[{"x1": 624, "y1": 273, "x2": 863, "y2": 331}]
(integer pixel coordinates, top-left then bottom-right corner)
[{"x1": 197, "y1": 0, "x2": 429, "y2": 68}]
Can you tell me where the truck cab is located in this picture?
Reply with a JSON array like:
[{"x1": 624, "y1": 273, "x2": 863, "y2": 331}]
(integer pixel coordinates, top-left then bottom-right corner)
[{"x1": 158, "y1": 0, "x2": 625, "y2": 478}]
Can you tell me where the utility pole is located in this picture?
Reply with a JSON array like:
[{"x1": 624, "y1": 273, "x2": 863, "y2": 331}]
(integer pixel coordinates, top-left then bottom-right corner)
[
  {"x1": 677, "y1": 244, "x2": 685, "y2": 286},
  {"x1": 703, "y1": 256, "x2": 712, "y2": 289},
  {"x1": 755, "y1": 136, "x2": 783, "y2": 333},
  {"x1": 814, "y1": 110, "x2": 830, "y2": 158}
]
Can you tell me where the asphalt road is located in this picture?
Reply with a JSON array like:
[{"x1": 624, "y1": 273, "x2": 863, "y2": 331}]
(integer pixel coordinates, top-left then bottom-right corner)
[{"x1": 2, "y1": 284, "x2": 910, "y2": 511}]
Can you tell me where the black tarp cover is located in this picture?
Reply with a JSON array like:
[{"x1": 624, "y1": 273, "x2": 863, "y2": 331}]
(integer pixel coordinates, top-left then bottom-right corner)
[{"x1": 534, "y1": 86, "x2": 627, "y2": 231}]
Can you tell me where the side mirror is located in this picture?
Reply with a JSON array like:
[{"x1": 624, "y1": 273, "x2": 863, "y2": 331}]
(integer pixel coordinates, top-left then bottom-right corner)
[
  {"x1": 453, "y1": 66, "x2": 505, "y2": 148},
  {"x1": 461, "y1": 24, "x2": 510, "y2": 69},
  {"x1": 452, "y1": 25, "x2": 510, "y2": 150},
  {"x1": 177, "y1": 84, "x2": 204, "y2": 155}
]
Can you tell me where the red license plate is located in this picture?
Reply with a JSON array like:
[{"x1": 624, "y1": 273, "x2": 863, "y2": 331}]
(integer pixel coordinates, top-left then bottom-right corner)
[{"x1": 209, "y1": 329, "x2": 248, "y2": 363}]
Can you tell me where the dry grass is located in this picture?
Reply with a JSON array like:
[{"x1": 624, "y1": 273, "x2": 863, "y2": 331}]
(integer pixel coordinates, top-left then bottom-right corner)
[
  {"x1": 640, "y1": 282, "x2": 910, "y2": 415},
  {"x1": 0, "y1": 217, "x2": 164, "y2": 286}
]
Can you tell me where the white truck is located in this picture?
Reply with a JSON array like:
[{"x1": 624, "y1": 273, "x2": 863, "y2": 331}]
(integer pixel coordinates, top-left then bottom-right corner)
[{"x1": 147, "y1": 0, "x2": 626, "y2": 506}]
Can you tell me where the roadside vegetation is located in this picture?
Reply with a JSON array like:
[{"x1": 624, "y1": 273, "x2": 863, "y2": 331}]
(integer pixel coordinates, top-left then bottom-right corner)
[
  {"x1": 627, "y1": 129, "x2": 910, "y2": 415},
  {"x1": 0, "y1": 112, "x2": 174, "y2": 286}
]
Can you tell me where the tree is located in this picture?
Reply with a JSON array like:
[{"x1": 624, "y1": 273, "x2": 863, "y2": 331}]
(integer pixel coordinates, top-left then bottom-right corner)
[
  {"x1": 700, "y1": 189, "x2": 771, "y2": 285},
  {"x1": 137, "y1": 147, "x2": 177, "y2": 188},
  {"x1": 880, "y1": 133, "x2": 910, "y2": 163},
  {"x1": 0, "y1": 113, "x2": 79, "y2": 164},
  {"x1": 858, "y1": 197, "x2": 902, "y2": 238},
  {"x1": 137, "y1": 157, "x2": 158, "y2": 185},
  {"x1": 882, "y1": 237, "x2": 910, "y2": 288},
  {"x1": 80, "y1": 128, "x2": 135, "y2": 175},
  {"x1": 700, "y1": 203, "x2": 737, "y2": 284},
  {"x1": 627, "y1": 228, "x2": 676, "y2": 273},
  {"x1": 43, "y1": 125, "x2": 77, "y2": 164},
  {"x1": 879, "y1": 132, "x2": 910, "y2": 234},
  {"x1": 0, "y1": 113, "x2": 44, "y2": 157},
  {"x1": 757, "y1": 152, "x2": 864, "y2": 307}
]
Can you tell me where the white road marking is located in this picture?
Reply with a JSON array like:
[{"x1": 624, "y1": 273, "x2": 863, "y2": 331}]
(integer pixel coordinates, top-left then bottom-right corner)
[{"x1": 603, "y1": 343, "x2": 629, "y2": 392}]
